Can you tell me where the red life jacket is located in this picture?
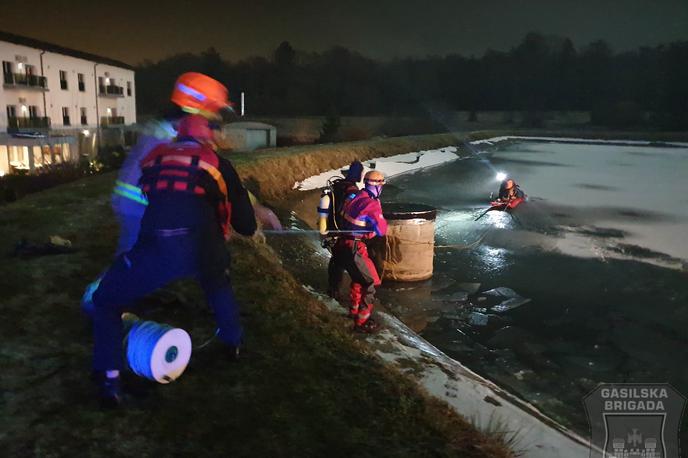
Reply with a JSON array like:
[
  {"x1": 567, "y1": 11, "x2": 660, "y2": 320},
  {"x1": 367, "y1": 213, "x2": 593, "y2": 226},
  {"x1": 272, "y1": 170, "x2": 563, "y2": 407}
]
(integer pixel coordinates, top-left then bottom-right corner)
[
  {"x1": 341, "y1": 190, "x2": 387, "y2": 239},
  {"x1": 139, "y1": 140, "x2": 232, "y2": 237}
]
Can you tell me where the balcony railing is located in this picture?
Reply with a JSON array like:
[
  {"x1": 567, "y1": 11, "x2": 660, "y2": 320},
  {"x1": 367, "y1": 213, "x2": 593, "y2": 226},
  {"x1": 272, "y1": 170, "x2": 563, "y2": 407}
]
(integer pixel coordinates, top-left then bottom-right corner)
[
  {"x1": 101, "y1": 116, "x2": 125, "y2": 126},
  {"x1": 98, "y1": 84, "x2": 124, "y2": 97},
  {"x1": 3, "y1": 72, "x2": 48, "y2": 90},
  {"x1": 7, "y1": 116, "x2": 51, "y2": 131}
]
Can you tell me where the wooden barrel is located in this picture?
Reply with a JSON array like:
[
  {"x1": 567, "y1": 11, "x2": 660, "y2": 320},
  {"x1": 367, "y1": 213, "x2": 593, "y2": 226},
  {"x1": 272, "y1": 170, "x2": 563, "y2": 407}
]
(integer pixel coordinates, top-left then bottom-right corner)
[{"x1": 371, "y1": 203, "x2": 436, "y2": 282}]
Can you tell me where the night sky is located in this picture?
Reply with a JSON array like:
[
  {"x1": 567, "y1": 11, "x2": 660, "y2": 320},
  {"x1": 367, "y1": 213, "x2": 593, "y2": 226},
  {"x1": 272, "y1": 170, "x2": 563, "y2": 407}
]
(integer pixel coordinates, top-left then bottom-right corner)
[{"x1": 3, "y1": 0, "x2": 688, "y2": 65}]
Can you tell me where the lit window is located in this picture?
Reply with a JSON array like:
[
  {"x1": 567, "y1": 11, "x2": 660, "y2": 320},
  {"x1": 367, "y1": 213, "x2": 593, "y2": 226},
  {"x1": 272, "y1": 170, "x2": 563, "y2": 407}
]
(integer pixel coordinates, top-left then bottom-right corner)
[{"x1": 0, "y1": 145, "x2": 9, "y2": 176}]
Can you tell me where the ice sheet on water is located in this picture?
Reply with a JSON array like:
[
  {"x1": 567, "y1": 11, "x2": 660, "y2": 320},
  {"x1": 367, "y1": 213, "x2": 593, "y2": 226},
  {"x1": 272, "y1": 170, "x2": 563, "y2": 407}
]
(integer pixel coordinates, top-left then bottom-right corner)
[
  {"x1": 469, "y1": 312, "x2": 489, "y2": 326},
  {"x1": 483, "y1": 287, "x2": 520, "y2": 298},
  {"x1": 457, "y1": 282, "x2": 481, "y2": 294},
  {"x1": 482, "y1": 287, "x2": 531, "y2": 313},
  {"x1": 491, "y1": 297, "x2": 532, "y2": 313},
  {"x1": 432, "y1": 291, "x2": 468, "y2": 302}
]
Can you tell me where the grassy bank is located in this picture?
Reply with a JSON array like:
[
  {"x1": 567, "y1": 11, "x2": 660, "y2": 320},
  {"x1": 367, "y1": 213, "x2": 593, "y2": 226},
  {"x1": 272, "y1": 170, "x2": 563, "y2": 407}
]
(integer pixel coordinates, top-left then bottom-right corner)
[
  {"x1": 229, "y1": 132, "x2": 461, "y2": 202},
  {"x1": 0, "y1": 134, "x2": 513, "y2": 456}
]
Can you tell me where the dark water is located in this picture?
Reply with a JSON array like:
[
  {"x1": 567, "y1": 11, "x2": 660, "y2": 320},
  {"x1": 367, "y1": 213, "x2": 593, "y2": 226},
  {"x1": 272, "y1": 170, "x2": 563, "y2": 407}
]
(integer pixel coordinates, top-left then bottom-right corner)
[{"x1": 270, "y1": 141, "x2": 688, "y2": 437}]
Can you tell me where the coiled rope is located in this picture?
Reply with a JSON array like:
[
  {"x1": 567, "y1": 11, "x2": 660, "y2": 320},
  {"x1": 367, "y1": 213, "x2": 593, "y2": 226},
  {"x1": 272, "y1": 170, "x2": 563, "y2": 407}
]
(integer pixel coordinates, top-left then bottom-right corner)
[{"x1": 125, "y1": 320, "x2": 191, "y2": 383}]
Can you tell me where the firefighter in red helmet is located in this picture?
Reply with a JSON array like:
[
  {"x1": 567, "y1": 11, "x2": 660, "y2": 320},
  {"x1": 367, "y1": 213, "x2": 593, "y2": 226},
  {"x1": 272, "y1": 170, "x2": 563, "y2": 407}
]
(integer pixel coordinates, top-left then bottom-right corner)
[{"x1": 89, "y1": 73, "x2": 256, "y2": 407}]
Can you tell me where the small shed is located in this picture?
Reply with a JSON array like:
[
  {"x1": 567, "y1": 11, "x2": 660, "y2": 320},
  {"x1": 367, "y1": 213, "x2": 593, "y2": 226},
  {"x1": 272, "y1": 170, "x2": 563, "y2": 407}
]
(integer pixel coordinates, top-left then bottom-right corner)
[{"x1": 222, "y1": 122, "x2": 276, "y2": 151}]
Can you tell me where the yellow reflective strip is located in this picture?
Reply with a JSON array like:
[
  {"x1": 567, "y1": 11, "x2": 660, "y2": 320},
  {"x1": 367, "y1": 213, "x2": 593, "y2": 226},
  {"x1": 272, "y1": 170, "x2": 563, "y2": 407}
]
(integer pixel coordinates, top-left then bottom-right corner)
[
  {"x1": 115, "y1": 180, "x2": 143, "y2": 193},
  {"x1": 198, "y1": 160, "x2": 228, "y2": 197},
  {"x1": 113, "y1": 187, "x2": 148, "y2": 206},
  {"x1": 343, "y1": 213, "x2": 367, "y2": 227}
]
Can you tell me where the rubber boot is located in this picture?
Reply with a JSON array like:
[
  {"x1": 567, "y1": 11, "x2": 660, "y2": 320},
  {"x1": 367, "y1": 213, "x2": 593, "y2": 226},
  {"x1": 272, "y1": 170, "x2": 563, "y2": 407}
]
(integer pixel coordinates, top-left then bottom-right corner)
[
  {"x1": 99, "y1": 375, "x2": 123, "y2": 409},
  {"x1": 349, "y1": 283, "x2": 363, "y2": 318},
  {"x1": 353, "y1": 304, "x2": 380, "y2": 333}
]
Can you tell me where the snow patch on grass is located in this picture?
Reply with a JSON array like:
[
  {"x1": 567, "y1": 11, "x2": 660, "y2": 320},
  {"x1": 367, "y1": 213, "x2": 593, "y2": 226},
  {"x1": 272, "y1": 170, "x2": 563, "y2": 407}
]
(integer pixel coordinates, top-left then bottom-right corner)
[{"x1": 294, "y1": 146, "x2": 459, "y2": 191}]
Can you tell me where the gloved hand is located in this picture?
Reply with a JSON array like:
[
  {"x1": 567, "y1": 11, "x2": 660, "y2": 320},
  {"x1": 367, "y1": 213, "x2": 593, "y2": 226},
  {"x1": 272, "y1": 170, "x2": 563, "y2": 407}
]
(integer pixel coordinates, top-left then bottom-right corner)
[
  {"x1": 320, "y1": 234, "x2": 335, "y2": 249},
  {"x1": 254, "y1": 203, "x2": 283, "y2": 231}
]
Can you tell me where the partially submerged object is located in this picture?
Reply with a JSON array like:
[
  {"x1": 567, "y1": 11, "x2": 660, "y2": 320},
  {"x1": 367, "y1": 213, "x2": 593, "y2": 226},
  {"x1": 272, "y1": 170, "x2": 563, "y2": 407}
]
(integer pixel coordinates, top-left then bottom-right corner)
[{"x1": 371, "y1": 203, "x2": 437, "y2": 281}]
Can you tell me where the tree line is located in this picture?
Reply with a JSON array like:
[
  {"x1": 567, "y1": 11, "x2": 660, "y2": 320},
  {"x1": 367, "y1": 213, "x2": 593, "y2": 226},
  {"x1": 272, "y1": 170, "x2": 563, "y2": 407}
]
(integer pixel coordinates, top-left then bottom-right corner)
[{"x1": 135, "y1": 32, "x2": 688, "y2": 129}]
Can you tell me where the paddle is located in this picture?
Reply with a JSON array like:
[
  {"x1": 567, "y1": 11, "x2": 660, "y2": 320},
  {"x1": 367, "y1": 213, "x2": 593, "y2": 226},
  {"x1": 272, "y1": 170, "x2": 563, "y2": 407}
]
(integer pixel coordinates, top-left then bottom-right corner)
[{"x1": 474, "y1": 201, "x2": 508, "y2": 221}]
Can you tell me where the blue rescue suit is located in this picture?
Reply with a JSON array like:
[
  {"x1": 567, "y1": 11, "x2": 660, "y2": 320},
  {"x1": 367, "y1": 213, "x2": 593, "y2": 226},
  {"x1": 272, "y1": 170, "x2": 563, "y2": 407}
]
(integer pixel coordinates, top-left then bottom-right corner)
[
  {"x1": 111, "y1": 120, "x2": 177, "y2": 255},
  {"x1": 91, "y1": 137, "x2": 256, "y2": 371}
]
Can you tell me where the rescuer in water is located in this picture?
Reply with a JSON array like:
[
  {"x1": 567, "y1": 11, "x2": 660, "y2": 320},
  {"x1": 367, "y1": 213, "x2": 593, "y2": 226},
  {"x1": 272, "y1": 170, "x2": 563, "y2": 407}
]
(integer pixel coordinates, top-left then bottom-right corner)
[
  {"x1": 497, "y1": 178, "x2": 524, "y2": 202},
  {"x1": 333, "y1": 170, "x2": 387, "y2": 333},
  {"x1": 90, "y1": 72, "x2": 256, "y2": 407},
  {"x1": 317, "y1": 160, "x2": 364, "y2": 300}
]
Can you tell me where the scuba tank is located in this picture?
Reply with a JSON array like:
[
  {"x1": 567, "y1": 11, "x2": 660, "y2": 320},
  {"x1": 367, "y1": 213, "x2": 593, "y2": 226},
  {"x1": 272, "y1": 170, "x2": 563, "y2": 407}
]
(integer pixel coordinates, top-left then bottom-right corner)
[
  {"x1": 317, "y1": 177, "x2": 360, "y2": 236},
  {"x1": 317, "y1": 187, "x2": 333, "y2": 235}
]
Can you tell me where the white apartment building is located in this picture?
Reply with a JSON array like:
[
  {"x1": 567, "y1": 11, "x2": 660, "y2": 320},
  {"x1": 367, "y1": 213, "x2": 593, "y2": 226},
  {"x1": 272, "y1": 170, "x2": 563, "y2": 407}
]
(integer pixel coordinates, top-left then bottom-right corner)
[{"x1": 0, "y1": 30, "x2": 136, "y2": 175}]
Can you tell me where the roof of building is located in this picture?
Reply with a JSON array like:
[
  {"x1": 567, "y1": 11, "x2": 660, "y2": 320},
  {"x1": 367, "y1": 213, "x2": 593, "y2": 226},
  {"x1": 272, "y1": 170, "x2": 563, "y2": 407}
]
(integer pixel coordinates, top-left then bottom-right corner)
[{"x1": 0, "y1": 30, "x2": 134, "y2": 70}]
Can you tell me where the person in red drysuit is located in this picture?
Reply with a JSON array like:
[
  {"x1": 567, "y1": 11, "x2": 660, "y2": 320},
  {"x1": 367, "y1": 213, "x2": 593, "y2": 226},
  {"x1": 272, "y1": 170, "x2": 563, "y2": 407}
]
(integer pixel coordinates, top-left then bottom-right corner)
[{"x1": 333, "y1": 170, "x2": 387, "y2": 333}]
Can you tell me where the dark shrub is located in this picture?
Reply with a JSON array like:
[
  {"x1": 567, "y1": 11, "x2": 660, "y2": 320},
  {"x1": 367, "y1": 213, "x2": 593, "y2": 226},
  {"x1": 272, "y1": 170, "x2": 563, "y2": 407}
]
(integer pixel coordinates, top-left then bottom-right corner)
[
  {"x1": 521, "y1": 110, "x2": 545, "y2": 128},
  {"x1": 98, "y1": 145, "x2": 127, "y2": 170},
  {"x1": 648, "y1": 111, "x2": 688, "y2": 130},
  {"x1": 319, "y1": 113, "x2": 341, "y2": 143},
  {"x1": 591, "y1": 101, "x2": 646, "y2": 128},
  {"x1": 0, "y1": 162, "x2": 89, "y2": 204}
]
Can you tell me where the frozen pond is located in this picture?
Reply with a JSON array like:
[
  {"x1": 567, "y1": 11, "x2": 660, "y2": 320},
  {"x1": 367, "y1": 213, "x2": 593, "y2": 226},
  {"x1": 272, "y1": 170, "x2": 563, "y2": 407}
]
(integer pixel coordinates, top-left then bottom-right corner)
[
  {"x1": 378, "y1": 140, "x2": 688, "y2": 434},
  {"x1": 272, "y1": 140, "x2": 688, "y2": 438},
  {"x1": 492, "y1": 141, "x2": 687, "y2": 265}
]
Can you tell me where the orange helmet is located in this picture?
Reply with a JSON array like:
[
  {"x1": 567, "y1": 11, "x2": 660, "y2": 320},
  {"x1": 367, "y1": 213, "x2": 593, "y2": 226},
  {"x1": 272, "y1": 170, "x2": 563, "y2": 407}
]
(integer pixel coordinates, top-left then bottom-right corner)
[
  {"x1": 171, "y1": 72, "x2": 231, "y2": 117},
  {"x1": 364, "y1": 170, "x2": 385, "y2": 185}
]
